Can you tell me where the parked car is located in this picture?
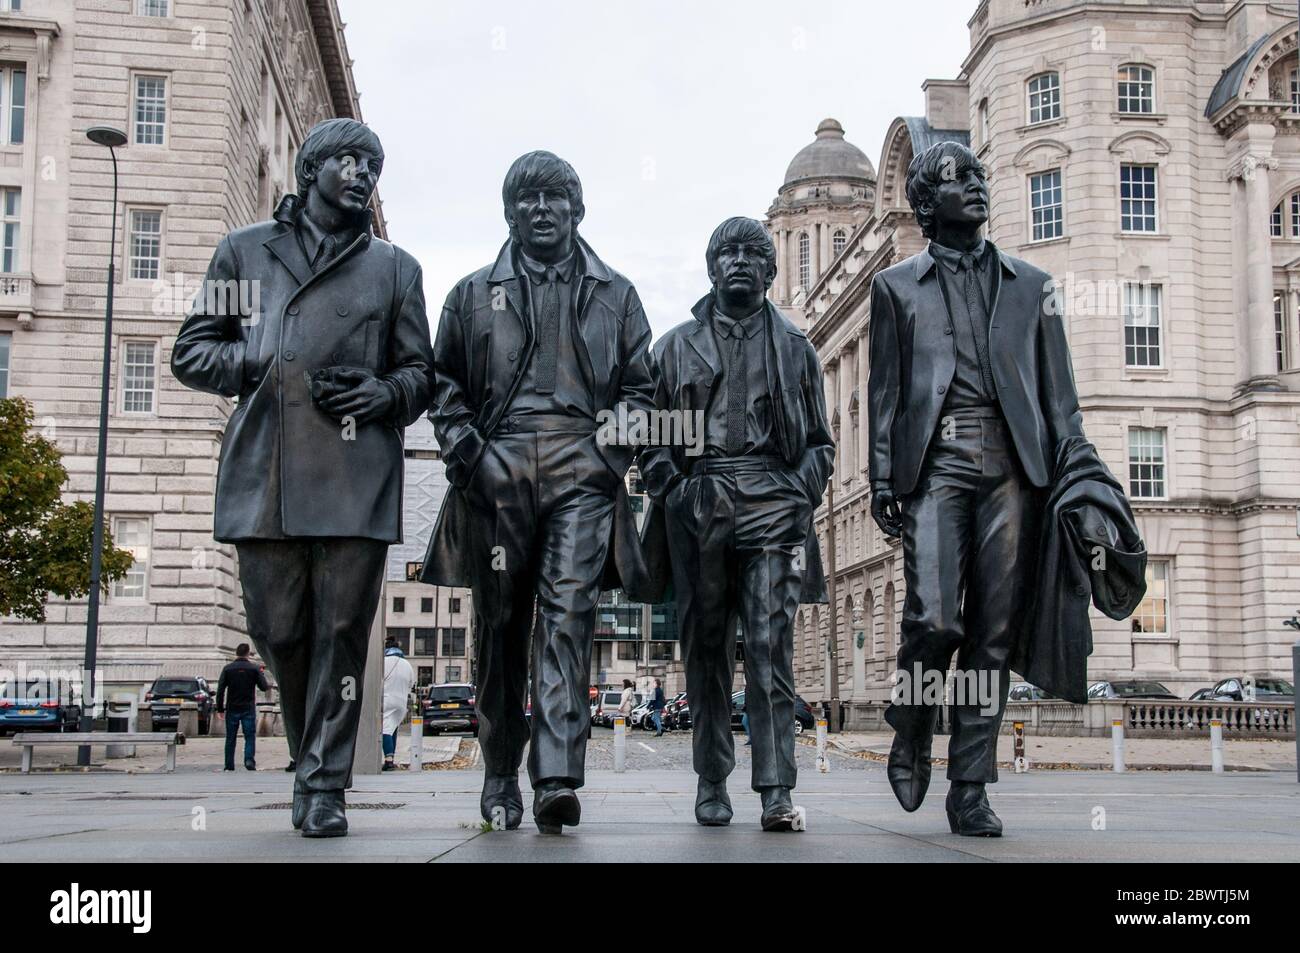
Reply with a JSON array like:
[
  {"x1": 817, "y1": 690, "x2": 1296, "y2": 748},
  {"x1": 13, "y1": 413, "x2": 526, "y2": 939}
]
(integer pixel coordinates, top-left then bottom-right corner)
[
  {"x1": 0, "y1": 677, "x2": 82, "y2": 735},
  {"x1": 630, "y1": 699, "x2": 654, "y2": 729},
  {"x1": 422, "y1": 683, "x2": 478, "y2": 735},
  {"x1": 1205, "y1": 677, "x2": 1295, "y2": 703},
  {"x1": 1187, "y1": 687, "x2": 1217, "y2": 701},
  {"x1": 1086, "y1": 680, "x2": 1179, "y2": 701},
  {"x1": 730, "y1": 692, "x2": 816, "y2": 735},
  {"x1": 592, "y1": 689, "x2": 642, "y2": 727},
  {"x1": 664, "y1": 692, "x2": 690, "y2": 731},
  {"x1": 146, "y1": 676, "x2": 214, "y2": 734},
  {"x1": 1008, "y1": 683, "x2": 1056, "y2": 702}
]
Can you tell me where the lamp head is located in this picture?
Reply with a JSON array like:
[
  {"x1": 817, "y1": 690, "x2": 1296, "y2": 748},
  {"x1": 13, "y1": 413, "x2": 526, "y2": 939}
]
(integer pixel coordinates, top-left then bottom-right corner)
[{"x1": 86, "y1": 126, "x2": 128, "y2": 148}]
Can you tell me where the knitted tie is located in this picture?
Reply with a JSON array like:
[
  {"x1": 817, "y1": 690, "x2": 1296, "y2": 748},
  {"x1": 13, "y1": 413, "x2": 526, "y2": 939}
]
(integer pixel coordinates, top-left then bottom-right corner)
[
  {"x1": 535, "y1": 267, "x2": 559, "y2": 394},
  {"x1": 725, "y1": 324, "x2": 747, "y2": 454},
  {"x1": 959, "y1": 254, "x2": 997, "y2": 398},
  {"x1": 313, "y1": 235, "x2": 337, "y2": 272}
]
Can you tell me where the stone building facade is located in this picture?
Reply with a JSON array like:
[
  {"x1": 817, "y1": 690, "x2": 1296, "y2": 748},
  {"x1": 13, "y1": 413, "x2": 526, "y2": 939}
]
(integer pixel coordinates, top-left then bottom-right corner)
[
  {"x1": 0, "y1": 0, "x2": 388, "y2": 695},
  {"x1": 779, "y1": 0, "x2": 1300, "y2": 704}
]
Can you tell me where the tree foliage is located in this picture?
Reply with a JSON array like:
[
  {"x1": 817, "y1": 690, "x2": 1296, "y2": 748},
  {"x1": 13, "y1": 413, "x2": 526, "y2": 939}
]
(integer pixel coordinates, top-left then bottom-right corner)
[{"x1": 0, "y1": 398, "x2": 135, "y2": 621}]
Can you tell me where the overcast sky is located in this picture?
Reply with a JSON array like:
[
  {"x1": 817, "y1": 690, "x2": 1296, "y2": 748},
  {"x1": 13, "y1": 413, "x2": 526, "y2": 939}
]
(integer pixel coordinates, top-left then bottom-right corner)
[{"x1": 337, "y1": 0, "x2": 976, "y2": 338}]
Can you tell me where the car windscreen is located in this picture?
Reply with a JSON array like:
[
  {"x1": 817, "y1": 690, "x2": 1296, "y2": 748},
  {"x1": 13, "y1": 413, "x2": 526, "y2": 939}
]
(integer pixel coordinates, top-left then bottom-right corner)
[
  {"x1": 152, "y1": 679, "x2": 200, "y2": 695},
  {"x1": 1115, "y1": 682, "x2": 1170, "y2": 696},
  {"x1": 427, "y1": 686, "x2": 472, "y2": 703},
  {"x1": 1253, "y1": 679, "x2": 1294, "y2": 695}
]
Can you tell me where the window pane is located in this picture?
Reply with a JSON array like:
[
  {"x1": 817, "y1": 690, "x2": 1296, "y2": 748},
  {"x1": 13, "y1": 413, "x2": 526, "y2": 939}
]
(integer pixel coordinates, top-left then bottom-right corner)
[
  {"x1": 129, "y1": 210, "x2": 163, "y2": 280},
  {"x1": 1117, "y1": 65, "x2": 1154, "y2": 114},
  {"x1": 1132, "y1": 561, "x2": 1169, "y2": 634},
  {"x1": 832, "y1": 230, "x2": 847, "y2": 256},
  {"x1": 1120, "y1": 165, "x2": 1157, "y2": 232},
  {"x1": 0, "y1": 330, "x2": 10, "y2": 398},
  {"x1": 1128, "y1": 428, "x2": 1166, "y2": 499},
  {"x1": 111, "y1": 517, "x2": 150, "y2": 599},
  {"x1": 1029, "y1": 169, "x2": 1063, "y2": 241},
  {"x1": 1124, "y1": 283, "x2": 1162, "y2": 367},
  {"x1": 139, "y1": 0, "x2": 170, "y2": 14},
  {"x1": 133, "y1": 76, "x2": 167, "y2": 145},
  {"x1": 1028, "y1": 72, "x2": 1061, "y2": 124},
  {"x1": 798, "y1": 232, "x2": 810, "y2": 289},
  {"x1": 1273, "y1": 203, "x2": 1284, "y2": 238},
  {"x1": 8, "y1": 69, "x2": 24, "y2": 145},
  {"x1": 121, "y1": 340, "x2": 157, "y2": 413}
]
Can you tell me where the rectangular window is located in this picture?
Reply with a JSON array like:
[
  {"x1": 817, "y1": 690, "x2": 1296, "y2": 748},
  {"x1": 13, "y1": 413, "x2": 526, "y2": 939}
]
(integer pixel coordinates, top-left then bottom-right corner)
[
  {"x1": 138, "y1": 0, "x2": 171, "y2": 15},
  {"x1": 1120, "y1": 164, "x2": 1158, "y2": 232},
  {"x1": 442, "y1": 627, "x2": 466, "y2": 658},
  {"x1": 120, "y1": 340, "x2": 157, "y2": 414},
  {"x1": 420, "y1": 597, "x2": 433, "y2": 613},
  {"x1": 1027, "y1": 72, "x2": 1061, "y2": 124},
  {"x1": 1275, "y1": 293, "x2": 1293, "y2": 373},
  {"x1": 1123, "y1": 282, "x2": 1162, "y2": 368},
  {"x1": 649, "y1": 641, "x2": 674, "y2": 662},
  {"x1": 1290, "y1": 194, "x2": 1299, "y2": 239},
  {"x1": 128, "y1": 209, "x2": 163, "y2": 280},
  {"x1": 1131, "y1": 560, "x2": 1169, "y2": 635},
  {"x1": 132, "y1": 75, "x2": 168, "y2": 146},
  {"x1": 1293, "y1": 69, "x2": 1300, "y2": 114},
  {"x1": 617, "y1": 641, "x2": 639, "y2": 662},
  {"x1": 392, "y1": 596, "x2": 405, "y2": 613},
  {"x1": 1, "y1": 66, "x2": 26, "y2": 146},
  {"x1": 1029, "y1": 169, "x2": 1063, "y2": 241},
  {"x1": 413, "y1": 628, "x2": 437, "y2": 656},
  {"x1": 1, "y1": 188, "x2": 18, "y2": 273},
  {"x1": 0, "y1": 330, "x2": 10, "y2": 398},
  {"x1": 1117, "y1": 65, "x2": 1154, "y2": 114},
  {"x1": 1128, "y1": 428, "x2": 1166, "y2": 499},
  {"x1": 449, "y1": 597, "x2": 462, "y2": 614},
  {"x1": 111, "y1": 517, "x2": 151, "y2": 600},
  {"x1": 1273, "y1": 204, "x2": 1284, "y2": 238},
  {"x1": 445, "y1": 665, "x2": 461, "y2": 683}
]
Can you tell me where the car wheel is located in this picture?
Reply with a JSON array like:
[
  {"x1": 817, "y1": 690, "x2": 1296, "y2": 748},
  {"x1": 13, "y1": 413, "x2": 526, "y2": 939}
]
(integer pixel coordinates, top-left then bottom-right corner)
[{"x1": 793, "y1": 721, "x2": 805, "y2": 735}]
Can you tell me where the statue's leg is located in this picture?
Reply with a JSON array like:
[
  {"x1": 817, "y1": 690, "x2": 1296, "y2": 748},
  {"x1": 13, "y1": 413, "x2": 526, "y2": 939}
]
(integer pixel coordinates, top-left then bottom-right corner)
[
  {"x1": 297, "y1": 537, "x2": 387, "y2": 793},
  {"x1": 949, "y1": 418, "x2": 1040, "y2": 784},
  {"x1": 667, "y1": 472, "x2": 737, "y2": 787},
  {"x1": 234, "y1": 540, "x2": 311, "y2": 767}
]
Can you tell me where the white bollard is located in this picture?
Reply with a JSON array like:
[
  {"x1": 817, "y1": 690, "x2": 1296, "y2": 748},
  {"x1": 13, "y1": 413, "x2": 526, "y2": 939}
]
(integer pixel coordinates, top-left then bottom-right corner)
[
  {"x1": 1210, "y1": 718, "x2": 1224, "y2": 774},
  {"x1": 815, "y1": 718, "x2": 829, "y2": 773},
  {"x1": 409, "y1": 712, "x2": 423, "y2": 771},
  {"x1": 1111, "y1": 719, "x2": 1126, "y2": 773},
  {"x1": 614, "y1": 717, "x2": 626, "y2": 772}
]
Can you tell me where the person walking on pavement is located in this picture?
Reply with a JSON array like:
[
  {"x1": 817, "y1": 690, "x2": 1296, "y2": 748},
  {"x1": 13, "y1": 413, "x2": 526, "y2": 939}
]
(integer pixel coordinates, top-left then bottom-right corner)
[
  {"x1": 382, "y1": 636, "x2": 416, "y2": 771},
  {"x1": 217, "y1": 643, "x2": 269, "y2": 771},
  {"x1": 649, "y1": 678, "x2": 666, "y2": 736},
  {"x1": 617, "y1": 679, "x2": 636, "y2": 726}
]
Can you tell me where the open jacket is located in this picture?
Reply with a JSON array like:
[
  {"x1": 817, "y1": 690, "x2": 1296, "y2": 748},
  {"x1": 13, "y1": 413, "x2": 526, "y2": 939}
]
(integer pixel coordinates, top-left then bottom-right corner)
[
  {"x1": 1011, "y1": 435, "x2": 1148, "y2": 703},
  {"x1": 419, "y1": 237, "x2": 656, "y2": 595},
  {"x1": 171, "y1": 197, "x2": 434, "y2": 542},
  {"x1": 637, "y1": 294, "x2": 836, "y2": 604},
  {"x1": 867, "y1": 241, "x2": 1084, "y2": 495}
]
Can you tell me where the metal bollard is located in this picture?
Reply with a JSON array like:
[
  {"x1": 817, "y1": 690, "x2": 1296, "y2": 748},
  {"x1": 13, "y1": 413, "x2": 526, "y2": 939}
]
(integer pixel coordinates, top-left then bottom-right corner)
[
  {"x1": 1111, "y1": 719, "x2": 1125, "y2": 773},
  {"x1": 409, "y1": 712, "x2": 423, "y2": 771},
  {"x1": 1013, "y1": 721, "x2": 1027, "y2": 773},
  {"x1": 815, "y1": 718, "x2": 829, "y2": 773},
  {"x1": 1293, "y1": 638, "x2": 1299, "y2": 785},
  {"x1": 613, "y1": 717, "x2": 626, "y2": 772},
  {"x1": 1210, "y1": 719, "x2": 1224, "y2": 774}
]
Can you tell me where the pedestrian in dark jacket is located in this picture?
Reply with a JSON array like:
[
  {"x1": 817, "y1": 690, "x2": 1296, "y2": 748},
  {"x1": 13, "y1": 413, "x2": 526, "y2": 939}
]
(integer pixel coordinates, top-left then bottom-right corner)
[
  {"x1": 217, "y1": 643, "x2": 269, "y2": 771},
  {"x1": 649, "y1": 679, "x2": 666, "y2": 736}
]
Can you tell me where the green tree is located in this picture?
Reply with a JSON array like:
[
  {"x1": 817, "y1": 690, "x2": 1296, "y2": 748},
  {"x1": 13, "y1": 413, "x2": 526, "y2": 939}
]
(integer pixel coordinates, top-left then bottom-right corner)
[{"x1": 0, "y1": 398, "x2": 135, "y2": 622}]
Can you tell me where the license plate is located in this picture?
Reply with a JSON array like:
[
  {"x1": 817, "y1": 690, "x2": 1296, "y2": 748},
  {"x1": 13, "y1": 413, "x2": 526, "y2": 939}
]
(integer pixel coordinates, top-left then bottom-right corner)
[
  {"x1": 18, "y1": 709, "x2": 38, "y2": 716},
  {"x1": 163, "y1": 698, "x2": 183, "y2": 705},
  {"x1": 439, "y1": 703, "x2": 459, "y2": 709}
]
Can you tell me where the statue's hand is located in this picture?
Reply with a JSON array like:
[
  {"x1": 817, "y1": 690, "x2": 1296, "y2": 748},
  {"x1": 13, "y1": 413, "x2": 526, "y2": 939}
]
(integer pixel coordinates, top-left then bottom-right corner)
[
  {"x1": 318, "y1": 373, "x2": 396, "y2": 425},
  {"x1": 870, "y1": 487, "x2": 903, "y2": 539}
]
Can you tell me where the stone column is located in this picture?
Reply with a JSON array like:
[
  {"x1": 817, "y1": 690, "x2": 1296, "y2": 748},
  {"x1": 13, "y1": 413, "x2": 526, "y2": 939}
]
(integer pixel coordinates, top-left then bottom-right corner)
[
  {"x1": 773, "y1": 228, "x2": 786, "y2": 304},
  {"x1": 1230, "y1": 132, "x2": 1281, "y2": 391},
  {"x1": 857, "y1": 329, "x2": 870, "y2": 479},
  {"x1": 838, "y1": 344, "x2": 855, "y2": 485},
  {"x1": 811, "y1": 224, "x2": 821, "y2": 287}
]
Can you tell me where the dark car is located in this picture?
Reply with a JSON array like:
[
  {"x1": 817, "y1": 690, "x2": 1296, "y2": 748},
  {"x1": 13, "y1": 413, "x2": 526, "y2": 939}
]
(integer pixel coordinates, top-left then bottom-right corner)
[
  {"x1": 664, "y1": 692, "x2": 690, "y2": 731},
  {"x1": 422, "y1": 683, "x2": 478, "y2": 736},
  {"x1": 1187, "y1": 687, "x2": 1217, "y2": 701},
  {"x1": 146, "y1": 677, "x2": 213, "y2": 734},
  {"x1": 730, "y1": 692, "x2": 816, "y2": 735},
  {"x1": 1008, "y1": 683, "x2": 1056, "y2": 702},
  {"x1": 1086, "y1": 680, "x2": 1179, "y2": 701},
  {"x1": 0, "y1": 677, "x2": 82, "y2": 735},
  {"x1": 1206, "y1": 677, "x2": 1295, "y2": 703}
]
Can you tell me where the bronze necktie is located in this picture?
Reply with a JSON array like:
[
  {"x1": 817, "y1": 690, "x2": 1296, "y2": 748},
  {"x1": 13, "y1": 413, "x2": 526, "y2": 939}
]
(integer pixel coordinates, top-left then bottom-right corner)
[
  {"x1": 959, "y1": 254, "x2": 996, "y2": 398},
  {"x1": 313, "y1": 235, "x2": 337, "y2": 271},
  {"x1": 726, "y1": 324, "x2": 747, "y2": 455},
  {"x1": 535, "y1": 267, "x2": 559, "y2": 394}
]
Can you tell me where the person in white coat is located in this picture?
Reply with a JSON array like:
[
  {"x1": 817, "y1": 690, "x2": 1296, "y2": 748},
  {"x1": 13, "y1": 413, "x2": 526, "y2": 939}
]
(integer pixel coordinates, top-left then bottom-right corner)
[{"x1": 382, "y1": 636, "x2": 416, "y2": 771}]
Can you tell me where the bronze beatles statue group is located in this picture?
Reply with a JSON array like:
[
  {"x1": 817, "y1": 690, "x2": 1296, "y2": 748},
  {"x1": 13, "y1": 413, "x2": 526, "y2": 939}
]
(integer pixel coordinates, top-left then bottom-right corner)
[{"x1": 173, "y1": 120, "x2": 1143, "y2": 839}]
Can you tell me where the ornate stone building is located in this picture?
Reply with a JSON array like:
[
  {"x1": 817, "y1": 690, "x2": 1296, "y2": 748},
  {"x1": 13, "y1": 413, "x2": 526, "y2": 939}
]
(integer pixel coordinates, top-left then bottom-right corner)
[
  {"x1": 779, "y1": 0, "x2": 1300, "y2": 706},
  {"x1": 0, "y1": 0, "x2": 395, "y2": 695}
]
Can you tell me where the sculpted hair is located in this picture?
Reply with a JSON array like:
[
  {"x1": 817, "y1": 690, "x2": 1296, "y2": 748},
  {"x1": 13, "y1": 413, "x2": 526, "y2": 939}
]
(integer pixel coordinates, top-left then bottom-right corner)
[
  {"x1": 295, "y1": 118, "x2": 385, "y2": 199},
  {"x1": 502, "y1": 150, "x2": 585, "y2": 222},
  {"x1": 905, "y1": 141, "x2": 985, "y2": 241},
  {"x1": 705, "y1": 216, "x2": 778, "y2": 284}
]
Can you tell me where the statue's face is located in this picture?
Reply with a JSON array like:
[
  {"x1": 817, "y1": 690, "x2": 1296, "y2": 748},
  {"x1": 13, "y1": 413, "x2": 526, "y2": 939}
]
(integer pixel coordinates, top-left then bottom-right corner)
[
  {"x1": 709, "y1": 239, "x2": 772, "y2": 300},
  {"x1": 311, "y1": 147, "x2": 382, "y2": 217},
  {"x1": 510, "y1": 185, "x2": 580, "y2": 258},
  {"x1": 931, "y1": 162, "x2": 989, "y2": 231}
]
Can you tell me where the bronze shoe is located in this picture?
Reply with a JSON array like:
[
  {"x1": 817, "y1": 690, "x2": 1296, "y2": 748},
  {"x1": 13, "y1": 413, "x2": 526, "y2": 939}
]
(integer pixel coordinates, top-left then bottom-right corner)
[
  {"x1": 945, "y1": 782, "x2": 1003, "y2": 837},
  {"x1": 480, "y1": 774, "x2": 524, "y2": 830},
  {"x1": 532, "y1": 783, "x2": 581, "y2": 835},
  {"x1": 300, "y1": 789, "x2": 348, "y2": 838},
  {"x1": 886, "y1": 733, "x2": 933, "y2": 812},
  {"x1": 759, "y1": 786, "x2": 800, "y2": 832},
  {"x1": 694, "y1": 778, "x2": 733, "y2": 827}
]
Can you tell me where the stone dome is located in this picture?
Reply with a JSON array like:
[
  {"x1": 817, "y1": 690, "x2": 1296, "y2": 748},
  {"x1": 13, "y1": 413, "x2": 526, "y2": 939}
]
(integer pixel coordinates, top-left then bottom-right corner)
[{"x1": 782, "y1": 118, "x2": 876, "y2": 186}]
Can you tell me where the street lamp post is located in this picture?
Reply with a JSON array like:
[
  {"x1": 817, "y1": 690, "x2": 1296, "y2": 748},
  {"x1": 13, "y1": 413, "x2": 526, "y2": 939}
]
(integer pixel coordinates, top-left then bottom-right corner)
[{"x1": 78, "y1": 126, "x2": 128, "y2": 766}]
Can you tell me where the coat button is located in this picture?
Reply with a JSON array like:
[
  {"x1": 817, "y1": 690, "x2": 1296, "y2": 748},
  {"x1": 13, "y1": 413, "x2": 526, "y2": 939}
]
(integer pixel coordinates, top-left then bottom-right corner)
[
  {"x1": 287, "y1": 305, "x2": 300, "y2": 316},
  {"x1": 937, "y1": 385, "x2": 946, "y2": 394},
  {"x1": 283, "y1": 350, "x2": 296, "y2": 361},
  {"x1": 508, "y1": 350, "x2": 519, "y2": 361},
  {"x1": 944, "y1": 327, "x2": 953, "y2": 335},
  {"x1": 1074, "y1": 584, "x2": 1088, "y2": 596},
  {"x1": 337, "y1": 306, "x2": 349, "y2": 316}
]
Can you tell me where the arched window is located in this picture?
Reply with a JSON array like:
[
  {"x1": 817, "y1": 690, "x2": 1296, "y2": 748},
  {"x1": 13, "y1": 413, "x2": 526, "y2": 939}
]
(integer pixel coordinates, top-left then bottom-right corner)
[
  {"x1": 797, "y1": 231, "x2": 810, "y2": 289},
  {"x1": 883, "y1": 583, "x2": 896, "y2": 656},
  {"x1": 1270, "y1": 190, "x2": 1300, "y2": 239},
  {"x1": 832, "y1": 229, "x2": 848, "y2": 257},
  {"x1": 1292, "y1": 68, "x2": 1300, "y2": 114},
  {"x1": 1027, "y1": 71, "x2": 1061, "y2": 125},
  {"x1": 1117, "y1": 64, "x2": 1155, "y2": 115}
]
